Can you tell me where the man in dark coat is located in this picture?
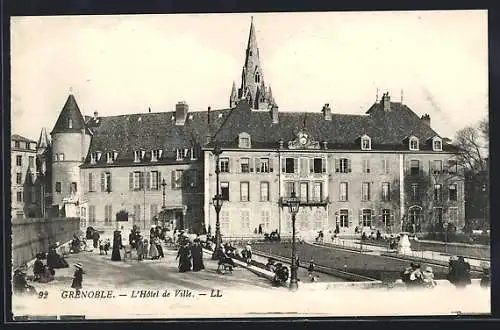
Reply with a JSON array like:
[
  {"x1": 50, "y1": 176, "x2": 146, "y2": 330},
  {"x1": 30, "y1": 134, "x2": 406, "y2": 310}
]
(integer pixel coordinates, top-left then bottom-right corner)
[
  {"x1": 47, "y1": 246, "x2": 69, "y2": 269},
  {"x1": 112, "y1": 230, "x2": 123, "y2": 261},
  {"x1": 177, "y1": 242, "x2": 192, "y2": 272},
  {"x1": 454, "y1": 256, "x2": 472, "y2": 288},
  {"x1": 92, "y1": 230, "x2": 100, "y2": 249},
  {"x1": 191, "y1": 239, "x2": 204, "y2": 272}
]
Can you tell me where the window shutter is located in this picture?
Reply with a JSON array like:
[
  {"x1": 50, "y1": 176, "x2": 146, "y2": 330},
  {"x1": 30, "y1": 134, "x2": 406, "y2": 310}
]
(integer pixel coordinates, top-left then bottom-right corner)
[
  {"x1": 129, "y1": 172, "x2": 133, "y2": 191},
  {"x1": 228, "y1": 158, "x2": 233, "y2": 173},
  {"x1": 146, "y1": 171, "x2": 151, "y2": 190},
  {"x1": 100, "y1": 172, "x2": 105, "y2": 192},
  {"x1": 281, "y1": 158, "x2": 286, "y2": 173},
  {"x1": 309, "y1": 158, "x2": 314, "y2": 173},
  {"x1": 335, "y1": 211, "x2": 339, "y2": 225},
  {"x1": 171, "y1": 171, "x2": 176, "y2": 189},
  {"x1": 358, "y1": 209, "x2": 363, "y2": 226},
  {"x1": 390, "y1": 211, "x2": 395, "y2": 226},
  {"x1": 254, "y1": 158, "x2": 260, "y2": 172},
  {"x1": 429, "y1": 160, "x2": 432, "y2": 176},
  {"x1": 348, "y1": 159, "x2": 352, "y2": 173},
  {"x1": 108, "y1": 173, "x2": 112, "y2": 192},
  {"x1": 322, "y1": 158, "x2": 326, "y2": 173},
  {"x1": 294, "y1": 158, "x2": 299, "y2": 174},
  {"x1": 405, "y1": 160, "x2": 410, "y2": 172},
  {"x1": 88, "y1": 173, "x2": 92, "y2": 192},
  {"x1": 348, "y1": 209, "x2": 353, "y2": 227},
  {"x1": 235, "y1": 158, "x2": 240, "y2": 174},
  {"x1": 335, "y1": 159, "x2": 340, "y2": 173},
  {"x1": 158, "y1": 171, "x2": 162, "y2": 189},
  {"x1": 139, "y1": 172, "x2": 144, "y2": 189},
  {"x1": 270, "y1": 158, "x2": 274, "y2": 172}
]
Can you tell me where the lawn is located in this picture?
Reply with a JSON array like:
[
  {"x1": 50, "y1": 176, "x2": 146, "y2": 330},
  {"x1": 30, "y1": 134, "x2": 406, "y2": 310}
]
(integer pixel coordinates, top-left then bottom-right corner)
[{"x1": 253, "y1": 242, "x2": 479, "y2": 281}]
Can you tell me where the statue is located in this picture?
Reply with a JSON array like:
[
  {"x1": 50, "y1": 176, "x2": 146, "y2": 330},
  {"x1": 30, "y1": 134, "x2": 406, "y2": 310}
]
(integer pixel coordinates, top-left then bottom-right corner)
[{"x1": 398, "y1": 233, "x2": 412, "y2": 254}]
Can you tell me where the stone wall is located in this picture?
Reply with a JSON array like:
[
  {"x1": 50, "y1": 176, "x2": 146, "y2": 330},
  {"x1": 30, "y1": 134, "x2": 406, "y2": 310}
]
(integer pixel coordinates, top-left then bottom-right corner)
[{"x1": 12, "y1": 217, "x2": 80, "y2": 269}]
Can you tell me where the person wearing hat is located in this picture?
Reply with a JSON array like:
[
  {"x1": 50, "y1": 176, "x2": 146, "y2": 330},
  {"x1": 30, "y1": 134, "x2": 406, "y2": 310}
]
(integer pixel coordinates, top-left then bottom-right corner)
[
  {"x1": 191, "y1": 238, "x2": 204, "y2": 272},
  {"x1": 422, "y1": 266, "x2": 436, "y2": 288},
  {"x1": 13, "y1": 265, "x2": 37, "y2": 295},
  {"x1": 71, "y1": 263, "x2": 85, "y2": 290}
]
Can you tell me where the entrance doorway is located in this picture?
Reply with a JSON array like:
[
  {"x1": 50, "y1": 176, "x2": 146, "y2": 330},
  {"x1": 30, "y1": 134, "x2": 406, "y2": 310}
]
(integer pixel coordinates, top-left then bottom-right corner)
[{"x1": 175, "y1": 211, "x2": 184, "y2": 230}]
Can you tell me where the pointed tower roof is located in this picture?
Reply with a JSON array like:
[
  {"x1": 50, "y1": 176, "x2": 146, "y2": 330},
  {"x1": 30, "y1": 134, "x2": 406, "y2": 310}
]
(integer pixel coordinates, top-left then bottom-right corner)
[
  {"x1": 51, "y1": 94, "x2": 92, "y2": 135},
  {"x1": 230, "y1": 81, "x2": 237, "y2": 99},
  {"x1": 37, "y1": 127, "x2": 50, "y2": 149},
  {"x1": 245, "y1": 16, "x2": 259, "y2": 66}
]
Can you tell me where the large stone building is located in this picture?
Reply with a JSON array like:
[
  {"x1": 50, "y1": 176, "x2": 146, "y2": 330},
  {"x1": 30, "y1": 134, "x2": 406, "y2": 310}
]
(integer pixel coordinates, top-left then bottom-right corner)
[
  {"x1": 11, "y1": 134, "x2": 38, "y2": 218},
  {"x1": 44, "y1": 18, "x2": 464, "y2": 236}
]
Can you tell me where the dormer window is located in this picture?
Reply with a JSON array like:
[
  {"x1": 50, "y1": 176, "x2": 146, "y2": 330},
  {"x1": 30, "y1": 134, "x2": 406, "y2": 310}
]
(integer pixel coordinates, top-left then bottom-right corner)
[
  {"x1": 409, "y1": 136, "x2": 419, "y2": 151},
  {"x1": 239, "y1": 132, "x2": 251, "y2": 148},
  {"x1": 190, "y1": 147, "x2": 198, "y2": 160},
  {"x1": 176, "y1": 148, "x2": 183, "y2": 161},
  {"x1": 68, "y1": 119, "x2": 73, "y2": 128},
  {"x1": 107, "y1": 151, "x2": 117, "y2": 164},
  {"x1": 151, "y1": 149, "x2": 162, "y2": 162},
  {"x1": 90, "y1": 151, "x2": 102, "y2": 164},
  {"x1": 433, "y1": 137, "x2": 443, "y2": 151},
  {"x1": 134, "y1": 150, "x2": 145, "y2": 163},
  {"x1": 360, "y1": 135, "x2": 371, "y2": 151}
]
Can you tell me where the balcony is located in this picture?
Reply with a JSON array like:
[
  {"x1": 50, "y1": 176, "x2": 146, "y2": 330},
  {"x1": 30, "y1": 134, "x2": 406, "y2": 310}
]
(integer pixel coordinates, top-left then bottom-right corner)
[{"x1": 278, "y1": 196, "x2": 330, "y2": 209}]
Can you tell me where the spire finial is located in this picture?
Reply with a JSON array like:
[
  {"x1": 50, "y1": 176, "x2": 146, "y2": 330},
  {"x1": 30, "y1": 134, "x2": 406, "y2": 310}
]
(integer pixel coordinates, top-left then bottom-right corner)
[
  {"x1": 251, "y1": 16, "x2": 253, "y2": 23},
  {"x1": 376, "y1": 88, "x2": 379, "y2": 102},
  {"x1": 69, "y1": 86, "x2": 73, "y2": 94},
  {"x1": 401, "y1": 89, "x2": 404, "y2": 103}
]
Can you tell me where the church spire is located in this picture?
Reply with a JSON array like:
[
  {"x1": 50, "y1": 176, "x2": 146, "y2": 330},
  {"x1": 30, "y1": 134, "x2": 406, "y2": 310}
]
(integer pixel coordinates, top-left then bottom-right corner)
[{"x1": 230, "y1": 81, "x2": 238, "y2": 108}]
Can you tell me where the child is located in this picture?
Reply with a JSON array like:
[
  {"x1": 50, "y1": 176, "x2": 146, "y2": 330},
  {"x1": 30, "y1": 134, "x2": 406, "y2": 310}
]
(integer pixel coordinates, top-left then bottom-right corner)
[{"x1": 71, "y1": 263, "x2": 85, "y2": 290}]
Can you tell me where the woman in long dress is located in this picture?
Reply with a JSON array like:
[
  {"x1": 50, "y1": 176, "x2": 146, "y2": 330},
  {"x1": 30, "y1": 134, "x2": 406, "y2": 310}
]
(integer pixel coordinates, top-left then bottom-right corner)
[
  {"x1": 177, "y1": 243, "x2": 192, "y2": 272},
  {"x1": 191, "y1": 239, "x2": 204, "y2": 272},
  {"x1": 149, "y1": 239, "x2": 159, "y2": 260},
  {"x1": 155, "y1": 237, "x2": 164, "y2": 259}
]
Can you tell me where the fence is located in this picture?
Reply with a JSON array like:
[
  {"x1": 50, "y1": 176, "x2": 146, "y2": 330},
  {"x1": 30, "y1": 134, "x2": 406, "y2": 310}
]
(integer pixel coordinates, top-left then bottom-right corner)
[{"x1": 12, "y1": 217, "x2": 81, "y2": 269}]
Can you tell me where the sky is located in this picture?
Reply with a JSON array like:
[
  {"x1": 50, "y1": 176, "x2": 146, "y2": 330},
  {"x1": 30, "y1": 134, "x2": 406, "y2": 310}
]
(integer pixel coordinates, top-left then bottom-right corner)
[{"x1": 11, "y1": 11, "x2": 488, "y2": 142}]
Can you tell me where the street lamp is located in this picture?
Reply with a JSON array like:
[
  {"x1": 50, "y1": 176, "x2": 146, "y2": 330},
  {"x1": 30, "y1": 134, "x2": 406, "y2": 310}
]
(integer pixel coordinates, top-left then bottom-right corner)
[
  {"x1": 211, "y1": 145, "x2": 224, "y2": 260},
  {"x1": 161, "y1": 179, "x2": 167, "y2": 228},
  {"x1": 283, "y1": 191, "x2": 301, "y2": 291}
]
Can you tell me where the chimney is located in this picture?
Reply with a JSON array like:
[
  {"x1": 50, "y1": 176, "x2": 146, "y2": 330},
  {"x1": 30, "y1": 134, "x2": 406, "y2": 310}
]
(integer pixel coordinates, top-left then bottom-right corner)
[
  {"x1": 322, "y1": 103, "x2": 332, "y2": 121},
  {"x1": 381, "y1": 92, "x2": 391, "y2": 112},
  {"x1": 93, "y1": 111, "x2": 98, "y2": 120},
  {"x1": 421, "y1": 114, "x2": 431, "y2": 127},
  {"x1": 271, "y1": 104, "x2": 279, "y2": 124},
  {"x1": 175, "y1": 101, "x2": 189, "y2": 126}
]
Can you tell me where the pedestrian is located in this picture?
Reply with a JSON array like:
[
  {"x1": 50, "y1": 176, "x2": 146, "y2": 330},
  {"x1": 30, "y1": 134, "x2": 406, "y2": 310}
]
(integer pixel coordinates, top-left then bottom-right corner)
[
  {"x1": 155, "y1": 236, "x2": 164, "y2": 259},
  {"x1": 454, "y1": 256, "x2": 471, "y2": 288},
  {"x1": 258, "y1": 224, "x2": 263, "y2": 235},
  {"x1": 191, "y1": 238, "x2": 205, "y2": 272},
  {"x1": 177, "y1": 242, "x2": 192, "y2": 272},
  {"x1": 92, "y1": 230, "x2": 100, "y2": 249},
  {"x1": 137, "y1": 236, "x2": 144, "y2": 261},
  {"x1": 111, "y1": 230, "x2": 123, "y2": 261},
  {"x1": 308, "y1": 258, "x2": 315, "y2": 280},
  {"x1": 71, "y1": 263, "x2": 84, "y2": 290},
  {"x1": 149, "y1": 239, "x2": 159, "y2": 260}
]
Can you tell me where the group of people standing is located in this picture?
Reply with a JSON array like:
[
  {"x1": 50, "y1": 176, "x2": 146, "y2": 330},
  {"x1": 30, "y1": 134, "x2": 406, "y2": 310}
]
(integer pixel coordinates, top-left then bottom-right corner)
[
  {"x1": 128, "y1": 225, "x2": 165, "y2": 261},
  {"x1": 176, "y1": 234, "x2": 204, "y2": 272}
]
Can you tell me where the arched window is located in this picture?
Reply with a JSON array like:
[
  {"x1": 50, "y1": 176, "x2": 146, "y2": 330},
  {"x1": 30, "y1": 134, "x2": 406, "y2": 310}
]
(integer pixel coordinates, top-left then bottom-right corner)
[
  {"x1": 360, "y1": 135, "x2": 371, "y2": 150},
  {"x1": 409, "y1": 136, "x2": 419, "y2": 151},
  {"x1": 68, "y1": 119, "x2": 73, "y2": 128},
  {"x1": 255, "y1": 72, "x2": 260, "y2": 83},
  {"x1": 432, "y1": 137, "x2": 443, "y2": 151}
]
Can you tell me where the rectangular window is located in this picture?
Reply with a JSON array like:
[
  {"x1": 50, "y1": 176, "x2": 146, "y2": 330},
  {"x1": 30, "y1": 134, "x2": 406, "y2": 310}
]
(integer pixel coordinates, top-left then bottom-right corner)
[
  {"x1": 16, "y1": 173, "x2": 22, "y2": 185},
  {"x1": 29, "y1": 156, "x2": 35, "y2": 168},
  {"x1": 104, "y1": 205, "x2": 113, "y2": 223},
  {"x1": 449, "y1": 184, "x2": 458, "y2": 201},
  {"x1": 106, "y1": 152, "x2": 114, "y2": 164},
  {"x1": 411, "y1": 183, "x2": 419, "y2": 201},
  {"x1": 133, "y1": 204, "x2": 141, "y2": 223},
  {"x1": 240, "y1": 137, "x2": 250, "y2": 148},
  {"x1": 312, "y1": 182, "x2": 322, "y2": 202},
  {"x1": 240, "y1": 182, "x2": 250, "y2": 201},
  {"x1": 382, "y1": 159, "x2": 390, "y2": 174},
  {"x1": 88, "y1": 173, "x2": 95, "y2": 192},
  {"x1": 31, "y1": 189, "x2": 36, "y2": 204},
  {"x1": 337, "y1": 158, "x2": 350, "y2": 173},
  {"x1": 340, "y1": 182, "x2": 348, "y2": 201},
  {"x1": 434, "y1": 184, "x2": 443, "y2": 202},
  {"x1": 134, "y1": 151, "x2": 141, "y2": 162},
  {"x1": 55, "y1": 182, "x2": 62, "y2": 193},
  {"x1": 432, "y1": 160, "x2": 443, "y2": 174},
  {"x1": 14, "y1": 141, "x2": 20, "y2": 149},
  {"x1": 339, "y1": 209, "x2": 349, "y2": 227},
  {"x1": 362, "y1": 209, "x2": 372, "y2": 227},
  {"x1": 285, "y1": 181, "x2": 296, "y2": 197},
  {"x1": 434, "y1": 207, "x2": 444, "y2": 225},
  {"x1": 151, "y1": 171, "x2": 159, "y2": 190},
  {"x1": 150, "y1": 204, "x2": 158, "y2": 221},
  {"x1": 221, "y1": 211, "x2": 230, "y2": 232},
  {"x1": 362, "y1": 159, "x2": 371, "y2": 174},
  {"x1": 260, "y1": 182, "x2": 269, "y2": 201},
  {"x1": 16, "y1": 155, "x2": 22, "y2": 166},
  {"x1": 59, "y1": 153, "x2": 65, "y2": 161},
  {"x1": 89, "y1": 205, "x2": 96, "y2": 223},
  {"x1": 189, "y1": 170, "x2": 198, "y2": 188},
  {"x1": 220, "y1": 158, "x2": 230, "y2": 173},
  {"x1": 261, "y1": 210, "x2": 270, "y2": 231},
  {"x1": 382, "y1": 182, "x2": 391, "y2": 201},
  {"x1": 104, "y1": 172, "x2": 111, "y2": 192},
  {"x1": 259, "y1": 158, "x2": 270, "y2": 173},
  {"x1": 241, "y1": 158, "x2": 250, "y2": 173},
  {"x1": 240, "y1": 210, "x2": 250, "y2": 232},
  {"x1": 299, "y1": 182, "x2": 309, "y2": 202},
  {"x1": 16, "y1": 191, "x2": 23, "y2": 202},
  {"x1": 410, "y1": 160, "x2": 420, "y2": 175},
  {"x1": 362, "y1": 182, "x2": 371, "y2": 201},
  {"x1": 382, "y1": 209, "x2": 391, "y2": 226},
  {"x1": 221, "y1": 182, "x2": 230, "y2": 201},
  {"x1": 300, "y1": 158, "x2": 309, "y2": 176},
  {"x1": 448, "y1": 160, "x2": 458, "y2": 174},
  {"x1": 174, "y1": 170, "x2": 183, "y2": 189},
  {"x1": 313, "y1": 158, "x2": 323, "y2": 173},
  {"x1": 90, "y1": 153, "x2": 97, "y2": 164},
  {"x1": 133, "y1": 171, "x2": 142, "y2": 190},
  {"x1": 285, "y1": 158, "x2": 296, "y2": 173}
]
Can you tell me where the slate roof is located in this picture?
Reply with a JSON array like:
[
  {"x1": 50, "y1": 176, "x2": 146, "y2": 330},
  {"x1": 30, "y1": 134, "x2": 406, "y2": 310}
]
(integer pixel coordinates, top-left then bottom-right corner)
[
  {"x1": 81, "y1": 108, "x2": 231, "y2": 168},
  {"x1": 12, "y1": 134, "x2": 36, "y2": 143},
  {"x1": 51, "y1": 94, "x2": 92, "y2": 135},
  {"x1": 209, "y1": 100, "x2": 457, "y2": 152}
]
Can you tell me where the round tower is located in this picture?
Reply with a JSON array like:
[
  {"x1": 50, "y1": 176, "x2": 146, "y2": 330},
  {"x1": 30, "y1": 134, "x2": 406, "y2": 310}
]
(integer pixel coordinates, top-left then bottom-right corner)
[{"x1": 50, "y1": 94, "x2": 92, "y2": 208}]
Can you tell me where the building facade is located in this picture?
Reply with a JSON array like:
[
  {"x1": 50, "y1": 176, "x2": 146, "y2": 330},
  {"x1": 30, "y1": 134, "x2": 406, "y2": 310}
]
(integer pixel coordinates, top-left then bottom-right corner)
[
  {"x1": 11, "y1": 134, "x2": 38, "y2": 218},
  {"x1": 43, "y1": 18, "x2": 464, "y2": 235}
]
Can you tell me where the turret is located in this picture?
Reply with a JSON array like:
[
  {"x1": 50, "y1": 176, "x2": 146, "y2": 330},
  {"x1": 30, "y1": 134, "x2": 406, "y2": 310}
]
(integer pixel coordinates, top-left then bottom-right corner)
[
  {"x1": 50, "y1": 94, "x2": 92, "y2": 207},
  {"x1": 230, "y1": 81, "x2": 238, "y2": 108}
]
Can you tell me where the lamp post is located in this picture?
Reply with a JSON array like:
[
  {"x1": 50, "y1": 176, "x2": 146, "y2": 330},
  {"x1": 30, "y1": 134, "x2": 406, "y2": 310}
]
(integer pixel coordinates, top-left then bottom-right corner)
[
  {"x1": 161, "y1": 179, "x2": 167, "y2": 228},
  {"x1": 211, "y1": 145, "x2": 223, "y2": 260},
  {"x1": 281, "y1": 191, "x2": 300, "y2": 291}
]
